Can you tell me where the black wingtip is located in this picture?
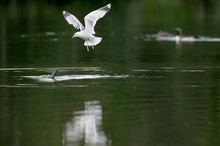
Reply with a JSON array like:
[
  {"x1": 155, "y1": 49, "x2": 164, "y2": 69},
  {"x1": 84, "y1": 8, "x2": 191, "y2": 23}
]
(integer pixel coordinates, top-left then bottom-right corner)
[{"x1": 51, "y1": 69, "x2": 59, "y2": 79}]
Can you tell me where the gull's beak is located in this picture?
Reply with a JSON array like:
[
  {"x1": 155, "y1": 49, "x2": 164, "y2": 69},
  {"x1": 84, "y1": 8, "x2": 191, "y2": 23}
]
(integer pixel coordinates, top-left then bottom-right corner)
[{"x1": 72, "y1": 34, "x2": 76, "y2": 38}]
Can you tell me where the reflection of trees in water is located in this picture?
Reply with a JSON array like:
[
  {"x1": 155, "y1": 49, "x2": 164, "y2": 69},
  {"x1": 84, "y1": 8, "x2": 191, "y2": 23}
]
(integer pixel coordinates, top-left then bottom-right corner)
[
  {"x1": 1, "y1": 13, "x2": 7, "y2": 67},
  {"x1": 63, "y1": 101, "x2": 110, "y2": 146}
]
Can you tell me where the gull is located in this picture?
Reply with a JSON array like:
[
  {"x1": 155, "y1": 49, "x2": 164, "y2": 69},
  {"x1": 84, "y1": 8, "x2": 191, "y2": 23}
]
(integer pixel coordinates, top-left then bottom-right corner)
[{"x1": 63, "y1": 4, "x2": 111, "y2": 52}]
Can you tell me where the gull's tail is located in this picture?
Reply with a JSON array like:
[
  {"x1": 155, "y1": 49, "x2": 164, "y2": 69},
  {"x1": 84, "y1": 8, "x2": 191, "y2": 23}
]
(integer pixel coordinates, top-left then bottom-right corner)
[{"x1": 84, "y1": 37, "x2": 102, "y2": 47}]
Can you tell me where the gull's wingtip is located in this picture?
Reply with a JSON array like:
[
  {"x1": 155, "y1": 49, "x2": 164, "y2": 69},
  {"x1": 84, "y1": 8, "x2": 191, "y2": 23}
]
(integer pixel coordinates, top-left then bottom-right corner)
[
  {"x1": 107, "y1": 3, "x2": 111, "y2": 9},
  {"x1": 101, "y1": 3, "x2": 111, "y2": 12}
]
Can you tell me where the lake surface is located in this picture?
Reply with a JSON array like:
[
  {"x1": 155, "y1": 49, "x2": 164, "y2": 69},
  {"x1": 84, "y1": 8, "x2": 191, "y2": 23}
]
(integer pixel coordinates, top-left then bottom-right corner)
[{"x1": 1, "y1": 0, "x2": 220, "y2": 146}]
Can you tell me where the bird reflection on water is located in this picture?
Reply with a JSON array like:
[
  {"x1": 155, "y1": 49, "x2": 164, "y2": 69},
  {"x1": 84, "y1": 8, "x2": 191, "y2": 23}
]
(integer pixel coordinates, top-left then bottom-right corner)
[{"x1": 63, "y1": 101, "x2": 110, "y2": 146}]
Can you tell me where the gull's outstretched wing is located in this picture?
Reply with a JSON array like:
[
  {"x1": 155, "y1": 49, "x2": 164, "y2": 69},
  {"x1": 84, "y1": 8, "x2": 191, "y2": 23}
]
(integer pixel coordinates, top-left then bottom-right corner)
[
  {"x1": 84, "y1": 4, "x2": 111, "y2": 34},
  {"x1": 63, "y1": 11, "x2": 85, "y2": 31}
]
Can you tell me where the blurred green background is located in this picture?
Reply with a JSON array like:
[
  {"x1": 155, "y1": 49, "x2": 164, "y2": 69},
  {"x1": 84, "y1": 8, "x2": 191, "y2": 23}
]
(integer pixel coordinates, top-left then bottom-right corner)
[{"x1": 1, "y1": 1, "x2": 220, "y2": 146}]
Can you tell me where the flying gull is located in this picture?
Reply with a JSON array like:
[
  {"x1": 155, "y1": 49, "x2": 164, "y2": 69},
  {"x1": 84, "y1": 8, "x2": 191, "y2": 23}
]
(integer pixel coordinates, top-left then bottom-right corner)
[{"x1": 63, "y1": 4, "x2": 111, "y2": 52}]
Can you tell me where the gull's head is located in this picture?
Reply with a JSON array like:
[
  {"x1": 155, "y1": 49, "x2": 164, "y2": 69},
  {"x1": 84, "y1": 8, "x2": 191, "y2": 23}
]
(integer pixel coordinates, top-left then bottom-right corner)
[{"x1": 72, "y1": 32, "x2": 79, "y2": 38}]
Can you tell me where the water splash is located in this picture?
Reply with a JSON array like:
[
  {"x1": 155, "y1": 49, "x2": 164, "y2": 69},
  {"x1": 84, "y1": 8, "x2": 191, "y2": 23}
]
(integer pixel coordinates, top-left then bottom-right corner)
[{"x1": 23, "y1": 74, "x2": 128, "y2": 83}]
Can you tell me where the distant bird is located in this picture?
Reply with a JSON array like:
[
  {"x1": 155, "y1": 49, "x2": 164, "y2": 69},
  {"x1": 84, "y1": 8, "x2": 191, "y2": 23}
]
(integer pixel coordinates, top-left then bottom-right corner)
[
  {"x1": 175, "y1": 28, "x2": 182, "y2": 42},
  {"x1": 175, "y1": 28, "x2": 200, "y2": 42},
  {"x1": 157, "y1": 31, "x2": 172, "y2": 37},
  {"x1": 63, "y1": 4, "x2": 111, "y2": 52}
]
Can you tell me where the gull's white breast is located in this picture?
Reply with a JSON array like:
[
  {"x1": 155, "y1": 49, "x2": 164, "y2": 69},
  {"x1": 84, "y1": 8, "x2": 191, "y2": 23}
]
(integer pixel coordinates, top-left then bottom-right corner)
[{"x1": 77, "y1": 31, "x2": 94, "y2": 40}]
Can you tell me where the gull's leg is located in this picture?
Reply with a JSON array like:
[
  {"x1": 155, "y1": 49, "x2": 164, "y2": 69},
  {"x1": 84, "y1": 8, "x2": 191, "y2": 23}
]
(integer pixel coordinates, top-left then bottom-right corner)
[
  {"x1": 88, "y1": 38, "x2": 94, "y2": 49},
  {"x1": 85, "y1": 41, "x2": 90, "y2": 52}
]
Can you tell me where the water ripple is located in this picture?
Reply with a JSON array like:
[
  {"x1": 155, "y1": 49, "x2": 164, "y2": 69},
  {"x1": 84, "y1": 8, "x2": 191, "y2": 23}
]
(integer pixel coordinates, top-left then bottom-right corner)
[
  {"x1": 144, "y1": 34, "x2": 220, "y2": 42},
  {"x1": 23, "y1": 74, "x2": 129, "y2": 83}
]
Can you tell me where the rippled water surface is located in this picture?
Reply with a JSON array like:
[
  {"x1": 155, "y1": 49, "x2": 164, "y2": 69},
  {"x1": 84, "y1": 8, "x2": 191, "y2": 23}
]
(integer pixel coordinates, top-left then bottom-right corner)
[{"x1": 1, "y1": 1, "x2": 220, "y2": 146}]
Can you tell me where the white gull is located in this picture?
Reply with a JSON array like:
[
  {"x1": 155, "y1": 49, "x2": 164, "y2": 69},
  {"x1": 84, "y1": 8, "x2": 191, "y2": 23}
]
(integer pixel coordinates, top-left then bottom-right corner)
[{"x1": 63, "y1": 4, "x2": 111, "y2": 52}]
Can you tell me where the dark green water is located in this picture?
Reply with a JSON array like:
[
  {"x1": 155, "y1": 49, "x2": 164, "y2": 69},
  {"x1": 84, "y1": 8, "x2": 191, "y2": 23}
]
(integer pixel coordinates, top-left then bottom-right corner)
[{"x1": 1, "y1": 0, "x2": 220, "y2": 146}]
